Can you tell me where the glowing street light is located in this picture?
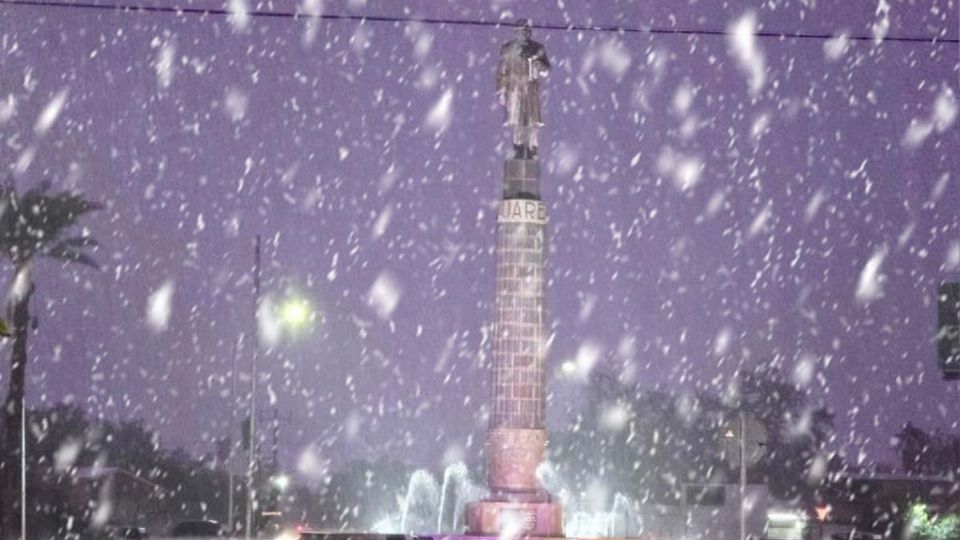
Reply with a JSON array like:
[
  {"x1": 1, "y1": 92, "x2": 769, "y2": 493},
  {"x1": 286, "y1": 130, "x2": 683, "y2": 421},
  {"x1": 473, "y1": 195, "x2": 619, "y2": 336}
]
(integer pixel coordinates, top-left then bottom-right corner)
[
  {"x1": 271, "y1": 473, "x2": 290, "y2": 492},
  {"x1": 278, "y1": 296, "x2": 312, "y2": 331}
]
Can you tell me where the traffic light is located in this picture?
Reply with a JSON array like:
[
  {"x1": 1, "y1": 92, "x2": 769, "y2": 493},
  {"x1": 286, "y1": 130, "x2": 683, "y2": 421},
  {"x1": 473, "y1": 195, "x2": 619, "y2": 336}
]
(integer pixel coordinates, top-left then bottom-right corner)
[
  {"x1": 216, "y1": 437, "x2": 231, "y2": 463},
  {"x1": 937, "y1": 282, "x2": 960, "y2": 380},
  {"x1": 241, "y1": 415, "x2": 251, "y2": 451}
]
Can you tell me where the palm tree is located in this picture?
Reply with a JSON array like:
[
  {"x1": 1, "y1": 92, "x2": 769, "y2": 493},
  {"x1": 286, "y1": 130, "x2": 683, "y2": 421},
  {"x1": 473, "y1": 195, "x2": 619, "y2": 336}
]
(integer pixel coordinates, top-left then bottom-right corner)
[{"x1": 0, "y1": 179, "x2": 100, "y2": 538}]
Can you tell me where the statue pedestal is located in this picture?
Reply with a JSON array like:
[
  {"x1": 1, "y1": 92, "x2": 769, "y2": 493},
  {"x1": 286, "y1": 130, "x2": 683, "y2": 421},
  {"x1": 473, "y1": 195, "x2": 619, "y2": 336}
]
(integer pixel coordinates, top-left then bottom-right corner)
[{"x1": 464, "y1": 428, "x2": 563, "y2": 537}]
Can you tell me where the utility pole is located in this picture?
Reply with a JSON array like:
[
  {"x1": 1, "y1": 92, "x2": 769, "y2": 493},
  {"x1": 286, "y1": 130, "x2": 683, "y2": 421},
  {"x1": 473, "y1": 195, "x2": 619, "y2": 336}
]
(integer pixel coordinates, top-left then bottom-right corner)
[
  {"x1": 20, "y1": 399, "x2": 26, "y2": 540},
  {"x1": 739, "y1": 408, "x2": 746, "y2": 540},
  {"x1": 245, "y1": 235, "x2": 261, "y2": 539},
  {"x1": 21, "y1": 287, "x2": 35, "y2": 540}
]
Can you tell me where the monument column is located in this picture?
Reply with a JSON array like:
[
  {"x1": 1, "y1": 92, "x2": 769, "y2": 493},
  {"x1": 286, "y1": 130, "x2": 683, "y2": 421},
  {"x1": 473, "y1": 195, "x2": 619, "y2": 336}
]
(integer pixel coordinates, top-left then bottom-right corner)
[{"x1": 466, "y1": 22, "x2": 563, "y2": 538}]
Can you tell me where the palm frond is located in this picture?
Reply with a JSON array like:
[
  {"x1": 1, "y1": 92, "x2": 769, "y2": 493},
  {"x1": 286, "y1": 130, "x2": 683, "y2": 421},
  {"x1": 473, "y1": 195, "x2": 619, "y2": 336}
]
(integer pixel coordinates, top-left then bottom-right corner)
[
  {"x1": 55, "y1": 236, "x2": 99, "y2": 249},
  {"x1": 21, "y1": 180, "x2": 52, "y2": 200},
  {"x1": 46, "y1": 244, "x2": 99, "y2": 269},
  {"x1": 0, "y1": 181, "x2": 101, "y2": 268}
]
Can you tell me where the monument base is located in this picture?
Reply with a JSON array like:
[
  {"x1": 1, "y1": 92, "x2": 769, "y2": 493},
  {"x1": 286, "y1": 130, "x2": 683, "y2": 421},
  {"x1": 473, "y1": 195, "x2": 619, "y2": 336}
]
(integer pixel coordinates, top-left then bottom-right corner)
[{"x1": 465, "y1": 500, "x2": 563, "y2": 538}]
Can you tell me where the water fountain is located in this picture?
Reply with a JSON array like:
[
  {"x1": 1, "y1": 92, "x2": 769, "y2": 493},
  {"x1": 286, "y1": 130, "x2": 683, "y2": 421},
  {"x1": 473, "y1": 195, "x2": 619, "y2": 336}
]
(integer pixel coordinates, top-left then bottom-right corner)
[
  {"x1": 369, "y1": 463, "x2": 485, "y2": 535},
  {"x1": 369, "y1": 462, "x2": 644, "y2": 539},
  {"x1": 537, "y1": 462, "x2": 643, "y2": 538},
  {"x1": 437, "y1": 463, "x2": 485, "y2": 532},
  {"x1": 399, "y1": 470, "x2": 440, "y2": 533}
]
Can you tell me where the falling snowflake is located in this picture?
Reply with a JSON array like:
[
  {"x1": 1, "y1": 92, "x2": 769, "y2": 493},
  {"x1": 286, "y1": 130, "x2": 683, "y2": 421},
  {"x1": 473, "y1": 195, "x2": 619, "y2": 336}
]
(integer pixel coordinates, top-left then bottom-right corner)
[
  {"x1": 855, "y1": 248, "x2": 887, "y2": 303},
  {"x1": 146, "y1": 280, "x2": 175, "y2": 332},
  {"x1": 823, "y1": 32, "x2": 850, "y2": 61},
  {"x1": 425, "y1": 88, "x2": 453, "y2": 133},
  {"x1": 224, "y1": 87, "x2": 249, "y2": 122},
  {"x1": 368, "y1": 271, "x2": 402, "y2": 320},
  {"x1": 227, "y1": 0, "x2": 251, "y2": 32},
  {"x1": 154, "y1": 39, "x2": 175, "y2": 89},
  {"x1": 34, "y1": 88, "x2": 68, "y2": 135},
  {"x1": 727, "y1": 12, "x2": 765, "y2": 96}
]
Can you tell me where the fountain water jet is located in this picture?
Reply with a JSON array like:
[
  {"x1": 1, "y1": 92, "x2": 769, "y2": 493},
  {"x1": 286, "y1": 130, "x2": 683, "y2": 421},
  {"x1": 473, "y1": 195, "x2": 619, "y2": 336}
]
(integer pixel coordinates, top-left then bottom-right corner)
[
  {"x1": 399, "y1": 469, "x2": 439, "y2": 533},
  {"x1": 373, "y1": 463, "x2": 484, "y2": 535},
  {"x1": 437, "y1": 462, "x2": 480, "y2": 532}
]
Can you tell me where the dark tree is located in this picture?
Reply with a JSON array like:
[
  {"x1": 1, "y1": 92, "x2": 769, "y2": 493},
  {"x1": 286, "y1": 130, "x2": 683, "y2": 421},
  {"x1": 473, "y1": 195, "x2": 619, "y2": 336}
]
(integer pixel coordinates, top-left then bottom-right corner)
[
  {"x1": 739, "y1": 366, "x2": 834, "y2": 504},
  {"x1": 0, "y1": 180, "x2": 100, "y2": 538},
  {"x1": 8, "y1": 403, "x2": 240, "y2": 537},
  {"x1": 895, "y1": 423, "x2": 960, "y2": 477},
  {"x1": 551, "y1": 368, "x2": 731, "y2": 505},
  {"x1": 550, "y1": 365, "x2": 834, "y2": 508}
]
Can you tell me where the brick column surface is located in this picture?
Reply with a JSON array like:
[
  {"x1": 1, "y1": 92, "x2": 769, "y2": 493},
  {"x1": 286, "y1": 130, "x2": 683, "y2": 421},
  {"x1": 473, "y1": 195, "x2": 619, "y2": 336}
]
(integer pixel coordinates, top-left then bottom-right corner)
[{"x1": 466, "y1": 158, "x2": 563, "y2": 538}]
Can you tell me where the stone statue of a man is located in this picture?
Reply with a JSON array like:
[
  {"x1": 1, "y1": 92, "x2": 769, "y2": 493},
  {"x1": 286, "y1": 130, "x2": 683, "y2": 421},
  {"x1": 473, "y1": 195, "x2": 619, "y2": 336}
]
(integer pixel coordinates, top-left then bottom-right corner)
[{"x1": 497, "y1": 21, "x2": 550, "y2": 159}]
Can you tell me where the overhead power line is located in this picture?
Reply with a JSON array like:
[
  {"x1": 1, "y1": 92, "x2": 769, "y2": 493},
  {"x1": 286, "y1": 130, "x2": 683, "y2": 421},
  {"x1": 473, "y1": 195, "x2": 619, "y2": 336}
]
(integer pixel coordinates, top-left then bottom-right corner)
[{"x1": 1, "y1": 0, "x2": 958, "y2": 45}]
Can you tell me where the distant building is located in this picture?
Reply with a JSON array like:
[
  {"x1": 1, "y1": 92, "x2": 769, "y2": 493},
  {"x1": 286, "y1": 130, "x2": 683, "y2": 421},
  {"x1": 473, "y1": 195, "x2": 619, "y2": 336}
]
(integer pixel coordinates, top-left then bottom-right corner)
[{"x1": 630, "y1": 483, "x2": 771, "y2": 540}]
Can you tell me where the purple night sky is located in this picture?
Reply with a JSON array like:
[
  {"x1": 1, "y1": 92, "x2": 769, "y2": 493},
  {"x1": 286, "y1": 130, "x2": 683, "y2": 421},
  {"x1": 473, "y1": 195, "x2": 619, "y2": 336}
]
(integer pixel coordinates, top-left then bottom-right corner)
[{"x1": 0, "y1": 1, "x2": 958, "y2": 474}]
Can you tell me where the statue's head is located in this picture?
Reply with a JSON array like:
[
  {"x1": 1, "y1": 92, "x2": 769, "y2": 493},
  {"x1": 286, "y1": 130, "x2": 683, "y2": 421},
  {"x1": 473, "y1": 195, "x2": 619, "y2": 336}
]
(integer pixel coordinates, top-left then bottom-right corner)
[{"x1": 515, "y1": 19, "x2": 533, "y2": 41}]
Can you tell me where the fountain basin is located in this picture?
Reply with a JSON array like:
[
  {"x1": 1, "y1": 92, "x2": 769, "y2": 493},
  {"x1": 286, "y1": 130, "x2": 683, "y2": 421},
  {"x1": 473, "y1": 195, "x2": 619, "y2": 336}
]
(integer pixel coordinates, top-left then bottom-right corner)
[{"x1": 299, "y1": 534, "x2": 577, "y2": 540}]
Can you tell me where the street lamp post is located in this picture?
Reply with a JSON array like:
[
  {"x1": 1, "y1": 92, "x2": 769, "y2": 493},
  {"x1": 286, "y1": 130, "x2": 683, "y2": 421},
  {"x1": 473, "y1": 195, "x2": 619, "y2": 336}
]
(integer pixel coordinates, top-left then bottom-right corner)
[
  {"x1": 243, "y1": 236, "x2": 314, "y2": 538},
  {"x1": 245, "y1": 235, "x2": 261, "y2": 540},
  {"x1": 227, "y1": 335, "x2": 244, "y2": 534}
]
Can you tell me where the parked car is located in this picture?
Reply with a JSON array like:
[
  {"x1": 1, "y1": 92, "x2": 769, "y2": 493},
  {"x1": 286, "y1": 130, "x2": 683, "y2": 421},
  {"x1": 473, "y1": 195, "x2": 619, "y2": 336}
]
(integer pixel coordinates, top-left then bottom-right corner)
[
  {"x1": 168, "y1": 520, "x2": 224, "y2": 537},
  {"x1": 110, "y1": 526, "x2": 149, "y2": 539},
  {"x1": 83, "y1": 525, "x2": 149, "y2": 539}
]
